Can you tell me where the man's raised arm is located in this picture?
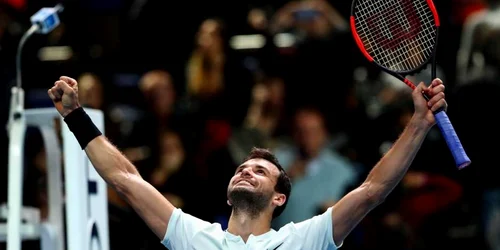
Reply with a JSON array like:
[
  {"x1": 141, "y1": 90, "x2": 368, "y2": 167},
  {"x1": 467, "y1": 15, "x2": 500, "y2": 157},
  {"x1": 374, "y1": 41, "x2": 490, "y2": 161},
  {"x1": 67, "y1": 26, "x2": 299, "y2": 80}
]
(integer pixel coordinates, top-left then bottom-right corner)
[
  {"x1": 48, "y1": 76, "x2": 174, "y2": 239},
  {"x1": 330, "y1": 79, "x2": 448, "y2": 245}
]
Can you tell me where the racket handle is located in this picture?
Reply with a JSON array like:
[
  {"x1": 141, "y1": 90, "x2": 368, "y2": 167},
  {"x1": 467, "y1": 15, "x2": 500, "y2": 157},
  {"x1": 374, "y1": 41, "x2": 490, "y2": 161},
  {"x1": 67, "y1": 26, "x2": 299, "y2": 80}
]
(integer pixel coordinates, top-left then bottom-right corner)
[{"x1": 434, "y1": 111, "x2": 471, "y2": 169}]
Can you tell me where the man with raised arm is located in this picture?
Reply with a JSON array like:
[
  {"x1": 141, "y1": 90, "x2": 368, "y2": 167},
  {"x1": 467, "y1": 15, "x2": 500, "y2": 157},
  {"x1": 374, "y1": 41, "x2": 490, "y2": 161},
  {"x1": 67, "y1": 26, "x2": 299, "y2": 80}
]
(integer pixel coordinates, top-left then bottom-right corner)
[{"x1": 48, "y1": 76, "x2": 448, "y2": 249}]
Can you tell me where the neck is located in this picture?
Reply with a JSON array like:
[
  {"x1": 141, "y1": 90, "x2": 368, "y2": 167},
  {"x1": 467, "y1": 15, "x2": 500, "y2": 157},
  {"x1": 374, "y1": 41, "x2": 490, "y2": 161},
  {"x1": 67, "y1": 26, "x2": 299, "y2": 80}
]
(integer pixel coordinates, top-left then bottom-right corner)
[{"x1": 227, "y1": 209, "x2": 272, "y2": 242}]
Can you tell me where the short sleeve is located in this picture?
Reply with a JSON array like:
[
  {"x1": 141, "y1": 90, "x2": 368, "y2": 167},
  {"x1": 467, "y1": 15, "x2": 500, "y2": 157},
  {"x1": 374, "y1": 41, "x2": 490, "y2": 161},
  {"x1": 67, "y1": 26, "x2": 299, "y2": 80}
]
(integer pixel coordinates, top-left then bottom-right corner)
[
  {"x1": 161, "y1": 208, "x2": 212, "y2": 250},
  {"x1": 294, "y1": 207, "x2": 342, "y2": 249}
]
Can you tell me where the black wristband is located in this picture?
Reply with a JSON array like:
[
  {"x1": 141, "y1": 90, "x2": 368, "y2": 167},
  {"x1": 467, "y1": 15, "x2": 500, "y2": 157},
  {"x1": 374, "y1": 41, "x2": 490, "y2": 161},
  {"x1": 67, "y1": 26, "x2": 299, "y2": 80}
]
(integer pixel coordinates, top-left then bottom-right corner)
[{"x1": 63, "y1": 107, "x2": 102, "y2": 149}]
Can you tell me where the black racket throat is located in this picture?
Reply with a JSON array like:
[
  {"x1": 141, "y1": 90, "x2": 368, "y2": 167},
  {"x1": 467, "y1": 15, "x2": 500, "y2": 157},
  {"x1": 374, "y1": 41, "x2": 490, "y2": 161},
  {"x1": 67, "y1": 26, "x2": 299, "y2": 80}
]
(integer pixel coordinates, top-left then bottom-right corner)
[{"x1": 375, "y1": 27, "x2": 440, "y2": 84}]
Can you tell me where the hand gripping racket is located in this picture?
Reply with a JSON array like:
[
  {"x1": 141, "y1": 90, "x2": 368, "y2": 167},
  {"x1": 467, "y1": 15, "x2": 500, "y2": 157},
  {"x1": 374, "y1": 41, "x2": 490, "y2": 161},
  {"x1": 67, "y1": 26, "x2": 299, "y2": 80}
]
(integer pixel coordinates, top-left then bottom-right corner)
[{"x1": 350, "y1": 0, "x2": 471, "y2": 169}]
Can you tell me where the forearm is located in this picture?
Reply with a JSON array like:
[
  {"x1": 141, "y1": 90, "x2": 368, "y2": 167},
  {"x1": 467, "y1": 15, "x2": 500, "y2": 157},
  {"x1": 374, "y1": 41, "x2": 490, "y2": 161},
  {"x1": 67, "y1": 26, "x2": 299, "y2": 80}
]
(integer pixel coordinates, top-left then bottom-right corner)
[
  {"x1": 85, "y1": 135, "x2": 174, "y2": 238},
  {"x1": 85, "y1": 136, "x2": 141, "y2": 192},
  {"x1": 365, "y1": 118, "x2": 430, "y2": 202}
]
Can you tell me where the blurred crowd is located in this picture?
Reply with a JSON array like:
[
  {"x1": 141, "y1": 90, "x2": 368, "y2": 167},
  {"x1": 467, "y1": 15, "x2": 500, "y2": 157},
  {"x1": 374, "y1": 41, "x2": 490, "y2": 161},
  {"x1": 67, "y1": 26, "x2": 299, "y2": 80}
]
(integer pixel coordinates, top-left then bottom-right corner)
[{"x1": 1, "y1": 0, "x2": 500, "y2": 250}]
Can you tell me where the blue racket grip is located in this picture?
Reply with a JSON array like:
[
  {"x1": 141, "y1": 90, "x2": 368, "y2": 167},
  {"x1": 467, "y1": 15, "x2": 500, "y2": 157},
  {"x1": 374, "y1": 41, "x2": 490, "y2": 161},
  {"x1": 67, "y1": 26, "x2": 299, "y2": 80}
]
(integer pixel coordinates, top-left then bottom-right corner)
[{"x1": 434, "y1": 111, "x2": 471, "y2": 169}]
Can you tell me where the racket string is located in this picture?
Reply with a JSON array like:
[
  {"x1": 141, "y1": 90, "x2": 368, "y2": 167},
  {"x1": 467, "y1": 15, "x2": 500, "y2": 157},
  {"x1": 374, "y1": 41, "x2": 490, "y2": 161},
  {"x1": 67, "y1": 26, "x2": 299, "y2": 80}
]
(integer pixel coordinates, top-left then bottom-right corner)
[
  {"x1": 358, "y1": 0, "x2": 434, "y2": 70},
  {"x1": 361, "y1": 0, "x2": 432, "y2": 69},
  {"x1": 358, "y1": 0, "x2": 431, "y2": 59},
  {"x1": 354, "y1": 0, "x2": 437, "y2": 72}
]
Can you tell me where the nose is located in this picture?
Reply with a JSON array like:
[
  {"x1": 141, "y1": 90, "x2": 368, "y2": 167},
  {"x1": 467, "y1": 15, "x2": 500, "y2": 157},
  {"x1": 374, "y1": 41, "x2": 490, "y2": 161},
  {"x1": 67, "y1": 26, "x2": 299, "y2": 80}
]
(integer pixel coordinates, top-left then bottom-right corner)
[{"x1": 241, "y1": 167, "x2": 252, "y2": 177}]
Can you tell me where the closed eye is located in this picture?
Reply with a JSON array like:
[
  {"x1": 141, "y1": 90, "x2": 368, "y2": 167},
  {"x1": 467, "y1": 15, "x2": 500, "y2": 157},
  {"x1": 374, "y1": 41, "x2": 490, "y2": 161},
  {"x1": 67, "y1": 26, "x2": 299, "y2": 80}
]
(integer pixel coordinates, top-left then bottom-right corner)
[{"x1": 235, "y1": 164, "x2": 269, "y2": 175}]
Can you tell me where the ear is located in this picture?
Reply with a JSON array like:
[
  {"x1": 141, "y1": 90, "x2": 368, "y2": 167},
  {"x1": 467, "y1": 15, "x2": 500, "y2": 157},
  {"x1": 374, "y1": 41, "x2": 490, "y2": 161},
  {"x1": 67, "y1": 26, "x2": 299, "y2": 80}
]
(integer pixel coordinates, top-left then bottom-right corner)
[
  {"x1": 272, "y1": 193, "x2": 286, "y2": 207},
  {"x1": 227, "y1": 200, "x2": 232, "y2": 206}
]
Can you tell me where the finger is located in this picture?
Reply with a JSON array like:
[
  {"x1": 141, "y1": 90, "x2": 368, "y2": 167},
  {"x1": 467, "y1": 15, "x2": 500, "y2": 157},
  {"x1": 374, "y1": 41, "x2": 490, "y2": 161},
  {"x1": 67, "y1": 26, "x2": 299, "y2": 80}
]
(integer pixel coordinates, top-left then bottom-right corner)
[
  {"x1": 431, "y1": 78, "x2": 443, "y2": 87},
  {"x1": 428, "y1": 92, "x2": 445, "y2": 108},
  {"x1": 47, "y1": 89, "x2": 57, "y2": 101},
  {"x1": 413, "y1": 82, "x2": 427, "y2": 97},
  {"x1": 60, "y1": 76, "x2": 77, "y2": 87},
  {"x1": 48, "y1": 89, "x2": 64, "y2": 111},
  {"x1": 428, "y1": 84, "x2": 445, "y2": 97},
  {"x1": 431, "y1": 98, "x2": 447, "y2": 112},
  {"x1": 50, "y1": 87, "x2": 62, "y2": 100},
  {"x1": 55, "y1": 80, "x2": 65, "y2": 87},
  {"x1": 57, "y1": 79, "x2": 74, "y2": 94},
  {"x1": 54, "y1": 80, "x2": 66, "y2": 95}
]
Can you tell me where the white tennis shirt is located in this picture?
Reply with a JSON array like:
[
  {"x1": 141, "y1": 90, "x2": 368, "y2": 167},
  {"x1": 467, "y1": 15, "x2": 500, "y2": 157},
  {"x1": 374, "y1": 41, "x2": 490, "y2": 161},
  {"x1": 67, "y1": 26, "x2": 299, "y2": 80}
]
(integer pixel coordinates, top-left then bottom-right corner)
[{"x1": 161, "y1": 207, "x2": 341, "y2": 250}]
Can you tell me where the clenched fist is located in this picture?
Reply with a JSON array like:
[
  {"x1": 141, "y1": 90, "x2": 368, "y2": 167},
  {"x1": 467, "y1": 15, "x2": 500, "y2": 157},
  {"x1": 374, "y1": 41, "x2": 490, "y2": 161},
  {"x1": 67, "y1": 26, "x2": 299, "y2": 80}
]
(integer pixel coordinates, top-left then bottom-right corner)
[
  {"x1": 411, "y1": 78, "x2": 448, "y2": 129},
  {"x1": 48, "y1": 76, "x2": 81, "y2": 117}
]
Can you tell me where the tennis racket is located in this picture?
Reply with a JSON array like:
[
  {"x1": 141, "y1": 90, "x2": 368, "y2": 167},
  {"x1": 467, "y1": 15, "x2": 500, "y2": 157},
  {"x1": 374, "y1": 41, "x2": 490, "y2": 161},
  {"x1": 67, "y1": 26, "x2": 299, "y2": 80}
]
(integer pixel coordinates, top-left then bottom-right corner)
[{"x1": 350, "y1": 0, "x2": 471, "y2": 169}]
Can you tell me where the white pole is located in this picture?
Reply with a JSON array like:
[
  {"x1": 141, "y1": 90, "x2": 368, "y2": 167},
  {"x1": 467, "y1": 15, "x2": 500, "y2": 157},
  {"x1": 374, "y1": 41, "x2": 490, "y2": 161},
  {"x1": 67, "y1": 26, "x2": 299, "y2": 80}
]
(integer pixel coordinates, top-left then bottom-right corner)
[{"x1": 7, "y1": 87, "x2": 26, "y2": 250}]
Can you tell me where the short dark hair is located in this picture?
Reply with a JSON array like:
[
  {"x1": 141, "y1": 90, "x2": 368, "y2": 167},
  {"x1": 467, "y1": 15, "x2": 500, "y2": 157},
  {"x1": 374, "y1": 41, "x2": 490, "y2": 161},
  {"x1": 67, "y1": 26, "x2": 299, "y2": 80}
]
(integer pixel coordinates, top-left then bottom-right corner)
[{"x1": 244, "y1": 147, "x2": 292, "y2": 218}]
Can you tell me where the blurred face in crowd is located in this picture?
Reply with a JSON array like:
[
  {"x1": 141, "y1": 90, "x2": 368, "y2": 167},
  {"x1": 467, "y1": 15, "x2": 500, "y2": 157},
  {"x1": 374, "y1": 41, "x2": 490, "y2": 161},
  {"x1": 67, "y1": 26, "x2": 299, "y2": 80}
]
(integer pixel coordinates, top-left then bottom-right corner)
[
  {"x1": 78, "y1": 73, "x2": 104, "y2": 109},
  {"x1": 248, "y1": 8, "x2": 268, "y2": 31},
  {"x1": 293, "y1": 108, "x2": 328, "y2": 157},
  {"x1": 267, "y1": 77, "x2": 285, "y2": 107},
  {"x1": 139, "y1": 70, "x2": 176, "y2": 118},
  {"x1": 197, "y1": 19, "x2": 223, "y2": 54}
]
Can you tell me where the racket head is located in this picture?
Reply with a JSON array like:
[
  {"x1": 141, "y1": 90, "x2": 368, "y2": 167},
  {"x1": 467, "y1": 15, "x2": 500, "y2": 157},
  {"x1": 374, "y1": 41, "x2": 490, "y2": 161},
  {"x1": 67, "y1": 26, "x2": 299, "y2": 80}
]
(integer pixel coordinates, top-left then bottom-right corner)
[{"x1": 350, "y1": 0, "x2": 440, "y2": 76}]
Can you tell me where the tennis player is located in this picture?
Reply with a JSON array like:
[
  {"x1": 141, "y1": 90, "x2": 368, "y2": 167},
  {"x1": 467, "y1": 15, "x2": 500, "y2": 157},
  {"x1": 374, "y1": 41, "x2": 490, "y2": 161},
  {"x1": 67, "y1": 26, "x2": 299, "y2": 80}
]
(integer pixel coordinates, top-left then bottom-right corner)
[{"x1": 48, "y1": 76, "x2": 447, "y2": 250}]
